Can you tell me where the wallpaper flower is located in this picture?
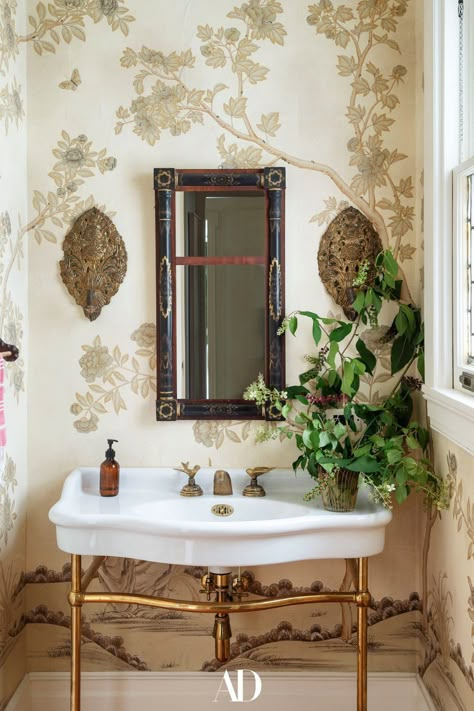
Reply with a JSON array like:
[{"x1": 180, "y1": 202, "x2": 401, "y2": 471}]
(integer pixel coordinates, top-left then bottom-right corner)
[{"x1": 70, "y1": 331, "x2": 156, "y2": 433}]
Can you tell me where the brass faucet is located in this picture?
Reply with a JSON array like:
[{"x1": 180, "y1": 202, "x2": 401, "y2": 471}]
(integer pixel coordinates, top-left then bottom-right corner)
[
  {"x1": 213, "y1": 470, "x2": 233, "y2": 495},
  {"x1": 242, "y1": 467, "x2": 275, "y2": 497}
]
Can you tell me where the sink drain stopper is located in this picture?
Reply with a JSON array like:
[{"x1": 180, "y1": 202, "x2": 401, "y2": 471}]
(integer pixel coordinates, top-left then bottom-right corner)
[{"x1": 211, "y1": 504, "x2": 234, "y2": 517}]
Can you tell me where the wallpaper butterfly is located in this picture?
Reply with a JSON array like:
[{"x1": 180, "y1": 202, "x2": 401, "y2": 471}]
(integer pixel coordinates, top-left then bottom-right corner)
[{"x1": 58, "y1": 69, "x2": 81, "y2": 91}]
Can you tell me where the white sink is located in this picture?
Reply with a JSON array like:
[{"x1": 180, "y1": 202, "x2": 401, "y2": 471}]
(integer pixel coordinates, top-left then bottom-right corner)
[{"x1": 48, "y1": 467, "x2": 392, "y2": 567}]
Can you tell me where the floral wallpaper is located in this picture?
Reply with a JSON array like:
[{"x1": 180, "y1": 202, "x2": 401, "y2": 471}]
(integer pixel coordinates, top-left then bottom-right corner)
[
  {"x1": 0, "y1": 1, "x2": 469, "y2": 710},
  {"x1": 0, "y1": 0, "x2": 28, "y2": 707}
]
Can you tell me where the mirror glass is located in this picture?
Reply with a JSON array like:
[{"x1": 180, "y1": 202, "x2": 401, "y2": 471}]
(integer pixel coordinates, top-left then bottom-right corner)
[
  {"x1": 176, "y1": 192, "x2": 265, "y2": 256},
  {"x1": 175, "y1": 192, "x2": 265, "y2": 399}
]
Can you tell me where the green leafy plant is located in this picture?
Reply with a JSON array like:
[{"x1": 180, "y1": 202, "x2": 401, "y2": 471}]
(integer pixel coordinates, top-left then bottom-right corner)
[{"x1": 244, "y1": 250, "x2": 448, "y2": 510}]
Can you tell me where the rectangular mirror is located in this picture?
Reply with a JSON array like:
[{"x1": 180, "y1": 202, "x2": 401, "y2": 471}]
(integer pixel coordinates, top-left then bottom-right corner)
[{"x1": 154, "y1": 168, "x2": 285, "y2": 420}]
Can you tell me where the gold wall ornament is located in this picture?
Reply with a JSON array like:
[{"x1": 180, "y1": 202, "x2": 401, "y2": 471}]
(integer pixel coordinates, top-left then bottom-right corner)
[
  {"x1": 59, "y1": 207, "x2": 127, "y2": 321},
  {"x1": 317, "y1": 206, "x2": 383, "y2": 321}
]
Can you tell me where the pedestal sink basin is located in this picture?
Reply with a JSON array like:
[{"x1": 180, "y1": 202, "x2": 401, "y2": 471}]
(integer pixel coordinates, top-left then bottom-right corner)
[{"x1": 49, "y1": 467, "x2": 392, "y2": 567}]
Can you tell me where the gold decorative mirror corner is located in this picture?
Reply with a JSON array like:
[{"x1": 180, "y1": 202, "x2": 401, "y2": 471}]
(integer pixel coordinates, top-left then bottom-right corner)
[{"x1": 60, "y1": 207, "x2": 127, "y2": 321}]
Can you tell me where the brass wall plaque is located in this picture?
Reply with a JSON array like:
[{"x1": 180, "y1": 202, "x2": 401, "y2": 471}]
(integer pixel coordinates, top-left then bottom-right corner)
[
  {"x1": 317, "y1": 207, "x2": 382, "y2": 321},
  {"x1": 60, "y1": 207, "x2": 127, "y2": 321}
]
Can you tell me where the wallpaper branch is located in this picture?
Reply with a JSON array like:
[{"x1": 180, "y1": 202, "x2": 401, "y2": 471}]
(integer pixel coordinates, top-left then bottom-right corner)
[{"x1": 116, "y1": 0, "x2": 415, "y2": 298}]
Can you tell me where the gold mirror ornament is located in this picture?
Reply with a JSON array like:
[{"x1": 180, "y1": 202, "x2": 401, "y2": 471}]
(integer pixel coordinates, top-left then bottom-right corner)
[{"x1": 59, "y1": 207, "x2": 127, "y2": 321}]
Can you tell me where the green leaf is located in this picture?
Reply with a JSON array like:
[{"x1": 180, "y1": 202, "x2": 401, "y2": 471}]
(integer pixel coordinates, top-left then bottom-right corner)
[
  {"x1": 312, "y1": 318, "x2": 322, "y2": 345},
  {"x1": 289, "y1": 316, "x2": 298, "y2": 335},
  {"x1": 352, "y1": 291, "x2": 365, "y2": 313},
  {"x1": 406, "y1": 435, "x2": 419, "y2": 450},
  {"x1": 302, "y1": 428, "x2": 314, "y2": 450},
  {"x1": 295, "y1": 394, "x2": 309, "y2": 406},
  {"x1": 356, "y1": 339, "x2": 376, "y2": 374},
  {"x1": 417, "y1": 426, "x2": 430, "y2": 450},
  {"x1": 352, "y1": 358, "x2": 366, "y2": 375},
  {"x1": 286, "y1": 385, "x2": 309, "y2": 398},
  {"x1": 372, "y1": 291, "x2": 382, "y2": 313},
  {"x1": 391, "y1": 334, "x2": 415, "y2": 374},
  {"x1": 299, "y1": 368, "x2": 317, "y2": 385},
  {"x1": 345, "y1": 455, "x2": 379, "y2": 473},
  {"x1": 327, "y1": 341, "x2": 339, "y2": 368},
  {"x1": 310, "y1": 430, "x2": 320, "y2": 450},
  {"x1": 387, "y1": 448, "x2": 403, "y2": 464},
  {"x1": 352, "y1": 444, "x2": 372, "y2": 458},
  {"x1": 330, "y1": 322, "x2": 353, "y2": 342},
  {"x1": 318, "y1": 431, "x2": 330, "y2": 448},
  {"x1": 395, "y1": 468, "x2": 408, "y2": 484},
  {"x1": 401, "y1": 304, "x2": 416, "y2": 333},
  {"x1": 395, "y1": 484, "x2": 408, "y2": 504},
  {"x1": 334, "y1": 422, "x2": 347, "y2": 439},
  {"x1": 417, "y1": 351, "x2": 425, "y2": 380},
  {"x1": 395, "y1": 309, "x2": 407, "y2": 335},
  {"x1": 341, "y1": 361, "x2": 355, "y2": 395},
  {"x1": 383, "y1": 250, "x2": 399, "y2": 277}
]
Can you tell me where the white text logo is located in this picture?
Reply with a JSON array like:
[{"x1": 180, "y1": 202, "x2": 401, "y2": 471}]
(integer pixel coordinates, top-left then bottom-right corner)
[{"x1": 213, "y1": 670, "x2": 262, "y2": 703}]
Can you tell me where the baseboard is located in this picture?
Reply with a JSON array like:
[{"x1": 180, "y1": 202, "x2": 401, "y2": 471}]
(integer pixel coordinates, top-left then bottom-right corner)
[
  {"x1": 4, "y1": 676, "x2": 30, "y2": 711},
  {"x1": 7, "y1": 671, "x2": 435, "y2": 711},
  {"x1": 416, "y1": 674, "x2": 438, "y2": 711}
]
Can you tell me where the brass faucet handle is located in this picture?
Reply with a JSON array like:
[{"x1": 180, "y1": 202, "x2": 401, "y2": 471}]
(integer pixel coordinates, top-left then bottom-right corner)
[
  {"x1": 245, "y1": 467, "x2": 274, "y2": 480},
  {"x1": 232, "y1": 574, "x2": 250, "y2": 600},
  {"x1": 175, "y1": 461, "x2": 201, "y2": 478},
  {"x1": 200, "y1": 573, "x2": 215, "y2": 600},
  {"x1": 243, "y1": 467, "x2": 274, "y2": 497},
  {"x1": 175, "y1": 462, "x2": 203, "y2": 497}
]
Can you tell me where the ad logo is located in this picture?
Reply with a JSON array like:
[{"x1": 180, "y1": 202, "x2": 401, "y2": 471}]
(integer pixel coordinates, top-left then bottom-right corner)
[{"x1": 213, "y1": 670, "x2": 262, "y2": 703}]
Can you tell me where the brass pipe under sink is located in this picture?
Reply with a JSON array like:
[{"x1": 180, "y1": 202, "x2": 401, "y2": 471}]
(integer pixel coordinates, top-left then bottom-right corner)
[{"x1": 205, "y1": 571, "x2": 233, "y2": 662}]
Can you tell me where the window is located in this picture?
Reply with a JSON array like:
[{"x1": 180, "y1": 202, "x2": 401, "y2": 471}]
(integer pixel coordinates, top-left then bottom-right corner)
[
  {"x1": 453, "y1": 1, "x2": 474, "y2": 394},
  {"x1": 423, "y1": 0, "x2": 474, "y2": 454},
  {"x1": 453, "y1": 158, "x2": 474, "y2": 393}
]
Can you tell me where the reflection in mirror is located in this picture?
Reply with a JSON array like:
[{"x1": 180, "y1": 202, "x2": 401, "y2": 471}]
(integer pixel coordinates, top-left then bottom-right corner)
[
  {"x1": 177, "y1": 265, "x2": 265, "y2": 399},
  {"x1": 176, "y1": 192, "x2": 265, "y2": 257},
  {"x1": 175, "y1": 191, "x2": 266, "y2": 400},
  {"x1": 154, "y1": 167, "x2": 285, "y2": 421}
]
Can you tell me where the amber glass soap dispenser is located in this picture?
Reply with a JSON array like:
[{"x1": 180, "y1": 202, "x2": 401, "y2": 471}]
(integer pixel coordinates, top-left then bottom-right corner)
[{"x1": 100, "y1": 439, "x2": 120, "y2": 497}]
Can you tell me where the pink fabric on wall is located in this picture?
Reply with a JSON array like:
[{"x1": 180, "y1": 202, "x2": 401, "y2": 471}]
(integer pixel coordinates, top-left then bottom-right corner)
[{"x1": 0, "y1": 356, "x2": 6, "y2": 448}]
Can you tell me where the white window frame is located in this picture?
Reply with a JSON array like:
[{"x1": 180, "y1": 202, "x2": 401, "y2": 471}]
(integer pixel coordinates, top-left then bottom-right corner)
[
  {"x1": 423, "y1": 0, "x2": 474, "y2": 454},
  {"x1": 453, "y1": 157, "x2": 474, "y2": 389}
]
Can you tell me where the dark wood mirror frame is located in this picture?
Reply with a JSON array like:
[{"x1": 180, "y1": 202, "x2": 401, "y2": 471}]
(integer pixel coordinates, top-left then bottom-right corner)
[{"x1": 154, "y1": 167, "x2": 285, "y2": 421}]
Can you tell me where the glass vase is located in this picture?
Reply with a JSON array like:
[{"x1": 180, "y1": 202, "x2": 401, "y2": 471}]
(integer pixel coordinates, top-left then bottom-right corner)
[{"x1": 320, "y1": 467, "x2": 360, "y2": 512}]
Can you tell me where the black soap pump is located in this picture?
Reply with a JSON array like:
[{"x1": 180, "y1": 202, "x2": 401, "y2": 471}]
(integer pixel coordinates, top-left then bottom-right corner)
[{"x1": 100, "y1": 439, "x2": 120, "y2": 497}]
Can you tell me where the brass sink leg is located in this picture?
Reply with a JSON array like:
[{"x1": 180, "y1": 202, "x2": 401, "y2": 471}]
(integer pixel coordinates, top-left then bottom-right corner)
[
  {"x1": 356, "y1": 557, "x2": 369, "y2": 711},
  {"x1": 70, "y1": 554, "x2": 82, "y2": 711}
]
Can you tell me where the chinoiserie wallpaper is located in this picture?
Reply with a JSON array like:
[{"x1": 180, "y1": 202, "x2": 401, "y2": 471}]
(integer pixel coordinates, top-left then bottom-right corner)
[
  {"x1": 0, "y1": 1, "x2": 472, "y2": 710},
  {"x1": 0, "y1": 0, "x2": 28, "y2": 707}
]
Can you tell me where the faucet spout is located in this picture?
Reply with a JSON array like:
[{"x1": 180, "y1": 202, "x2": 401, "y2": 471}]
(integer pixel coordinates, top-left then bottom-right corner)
[{"x1": 213, "y1": 470, "x2": 233, "y2": 496}]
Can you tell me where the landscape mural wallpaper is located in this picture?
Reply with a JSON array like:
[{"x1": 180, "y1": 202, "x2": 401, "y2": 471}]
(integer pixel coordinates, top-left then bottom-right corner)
[{"x1": 0, "y1": 1, "x2": 472, "y2": 710}]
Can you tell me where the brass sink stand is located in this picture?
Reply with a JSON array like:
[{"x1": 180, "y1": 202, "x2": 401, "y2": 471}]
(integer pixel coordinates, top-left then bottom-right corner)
[{"x1": 69, "y1": 554, "x2": 370, "y2": 711}]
